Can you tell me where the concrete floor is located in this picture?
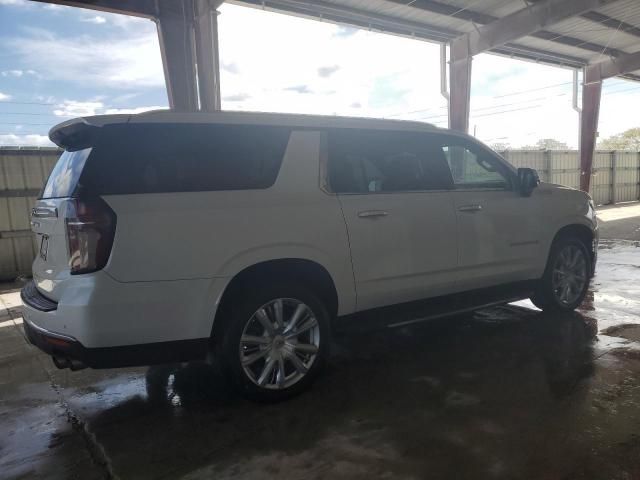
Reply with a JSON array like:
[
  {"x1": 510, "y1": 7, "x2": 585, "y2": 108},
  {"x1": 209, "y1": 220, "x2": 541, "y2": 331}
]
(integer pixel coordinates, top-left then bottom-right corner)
[{"x1": 2, "y1": 203, "x2": 640, "y2": 480}]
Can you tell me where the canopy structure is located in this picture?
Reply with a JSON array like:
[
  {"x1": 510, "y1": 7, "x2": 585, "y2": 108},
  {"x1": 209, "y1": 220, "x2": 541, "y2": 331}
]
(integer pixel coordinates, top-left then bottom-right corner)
[{"x1": 31, "y1": 0, "x2": 640, "y2": 192}]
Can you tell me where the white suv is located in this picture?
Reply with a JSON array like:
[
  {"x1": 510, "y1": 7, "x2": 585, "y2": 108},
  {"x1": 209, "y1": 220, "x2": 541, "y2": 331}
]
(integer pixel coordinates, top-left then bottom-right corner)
[{"x1": 22, "y1": 111, "x2": 597, "y2": 401}]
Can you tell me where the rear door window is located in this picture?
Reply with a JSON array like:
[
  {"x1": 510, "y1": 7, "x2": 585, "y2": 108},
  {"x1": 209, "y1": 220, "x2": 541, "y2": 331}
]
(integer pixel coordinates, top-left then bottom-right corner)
[
  {"x1": 328, "y1": 129, "x2": 453, "y2": 193},
  {"x1": 40, "y1": 148, "x2": 90, "y2": 199},
  {"x1": 80, "y1": 123, "x2": 291, "y2": 195}
]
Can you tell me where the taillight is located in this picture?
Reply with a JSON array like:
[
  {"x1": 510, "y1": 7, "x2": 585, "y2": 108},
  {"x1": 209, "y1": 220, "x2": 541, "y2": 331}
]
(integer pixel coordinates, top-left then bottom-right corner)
[{"x1": 65, "y1": 196, "x2": 116, "y2": 275}]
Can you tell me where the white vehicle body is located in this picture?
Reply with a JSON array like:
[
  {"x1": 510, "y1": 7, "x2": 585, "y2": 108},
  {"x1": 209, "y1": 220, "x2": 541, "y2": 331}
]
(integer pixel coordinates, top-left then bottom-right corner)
[{"x1": 22, "y1": 110, "x2": 598, "y2": 372}]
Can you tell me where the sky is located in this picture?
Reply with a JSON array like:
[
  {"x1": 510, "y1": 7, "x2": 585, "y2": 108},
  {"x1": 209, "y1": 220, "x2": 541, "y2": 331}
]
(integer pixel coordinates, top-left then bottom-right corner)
[{"x1": 0, "y1": 0, "x2": 639, "y2": 149}]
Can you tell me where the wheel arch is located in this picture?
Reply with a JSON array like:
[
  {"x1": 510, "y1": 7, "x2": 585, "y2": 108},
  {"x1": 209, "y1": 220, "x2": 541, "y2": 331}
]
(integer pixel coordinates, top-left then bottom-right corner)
[
  {"x1": 549, "y1": 223, "x2": 596, "y2": 272},
  {"x1": 211, "y1": 258, "x2": 340, "y2": 341}
]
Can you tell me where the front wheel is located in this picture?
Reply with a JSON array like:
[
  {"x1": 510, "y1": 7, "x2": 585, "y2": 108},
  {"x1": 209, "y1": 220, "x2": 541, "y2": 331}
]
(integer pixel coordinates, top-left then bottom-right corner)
[
  {"x1": 531, "y1": 237, "x2": 592, "y2": 312},
  {"x1": 221, "y1": 283, "x2": 330, "y2": 402}
]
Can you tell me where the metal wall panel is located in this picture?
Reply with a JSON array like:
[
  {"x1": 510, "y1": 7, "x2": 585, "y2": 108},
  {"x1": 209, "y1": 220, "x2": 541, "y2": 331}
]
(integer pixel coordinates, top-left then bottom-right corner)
[
  {"x1": 0, "y1": 147, "x2": 61, "y2": 281},
  {"x1": 503, "y1": 151, "x2": 546, "y2": 174},
  {"x1": 550, "y1": 151, "x2": 580, "y2": 188},
  {"x1": 592, "y1": 151, "x2": 613, "y2": 206},
  {"x1": 614, "y1": 152, "x2": 640, "y2": 203}
]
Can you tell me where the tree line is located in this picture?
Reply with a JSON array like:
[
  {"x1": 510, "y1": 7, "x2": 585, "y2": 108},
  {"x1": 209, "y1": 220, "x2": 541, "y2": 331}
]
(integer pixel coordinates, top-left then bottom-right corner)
[{"x1": 490, "y1": 127, "x2": 640, "y2": 151}]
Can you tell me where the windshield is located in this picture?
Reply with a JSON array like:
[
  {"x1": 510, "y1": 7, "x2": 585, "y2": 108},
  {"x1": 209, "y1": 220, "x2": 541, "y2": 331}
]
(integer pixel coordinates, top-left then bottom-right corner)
[{"x1": 40, "y1": 148, "x2": 91, "y2": 199}]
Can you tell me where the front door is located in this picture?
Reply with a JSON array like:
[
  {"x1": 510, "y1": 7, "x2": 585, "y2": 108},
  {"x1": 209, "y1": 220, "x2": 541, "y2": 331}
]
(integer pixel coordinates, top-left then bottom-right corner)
[
  {"x1": 326, "y1": 129, "x2": 458, "y2": 310},
  {"x1": 441, "y1": 136, "x2": 542, "y2": 290}
]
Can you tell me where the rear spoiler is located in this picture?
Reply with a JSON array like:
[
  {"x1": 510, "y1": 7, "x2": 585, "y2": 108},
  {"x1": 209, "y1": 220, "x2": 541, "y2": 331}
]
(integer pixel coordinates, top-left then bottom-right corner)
[{"x1": 49, "y1": 115, "x2": 131, "y2": 151}]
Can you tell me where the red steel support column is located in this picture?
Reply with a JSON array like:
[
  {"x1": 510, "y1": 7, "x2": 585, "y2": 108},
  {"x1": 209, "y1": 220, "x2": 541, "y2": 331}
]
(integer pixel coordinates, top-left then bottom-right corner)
[
  {"x1": 579, "y1": 66, "x2": 603, "y2": 193},
  {"x1": 194, "y1": 0, "x2": 223, "y2": 111},
  {"x1": 155, "y1": 1, "x2": 199, "y2": 111},
  {"x1": 449, "y1": 40, "x2": 472, "y2": 132}
]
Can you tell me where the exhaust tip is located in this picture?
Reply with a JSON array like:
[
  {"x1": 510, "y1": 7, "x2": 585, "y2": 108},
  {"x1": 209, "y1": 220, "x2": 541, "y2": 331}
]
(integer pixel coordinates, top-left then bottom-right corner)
[
  {"x1": 69, "y1": 359, "x2": 87, "y2": 371},
  {"x1": 52, "y1": 355, "x2": 70, "y2": 369},
  {"x1": 52, "y1": 356, "x2": 87, "y2": 371}
]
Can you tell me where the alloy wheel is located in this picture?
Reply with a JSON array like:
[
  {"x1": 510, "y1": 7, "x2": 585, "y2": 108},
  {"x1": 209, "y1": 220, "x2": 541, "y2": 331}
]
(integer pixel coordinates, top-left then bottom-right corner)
[
  {"x1": 551, "y1": 244, "x2": 588, "y2": 306},
  {"x1": 239, "y1": 298, "x2": 320, "y2": 390}
]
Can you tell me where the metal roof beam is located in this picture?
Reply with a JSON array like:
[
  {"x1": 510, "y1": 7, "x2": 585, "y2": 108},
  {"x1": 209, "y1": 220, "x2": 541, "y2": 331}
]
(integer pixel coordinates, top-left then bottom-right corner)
[
  {"x1": 30, "y1": 0, "x2": 157, "y2": 18},
  {"x1": 238, "y1": 0, "x2": 599, "y2": 68},
  {"x1": 451, "y1": 0, "x2": 617, "y2": 59},
  {"x1": 235, "y1": 0, "x2": 458, "y2": 42},
  {"x1": 585, "y1": 49, "x2": 640, "y2": 83},
  {"x1": 580, "y1": 11, "x2": 640, "y2": 39},
  {"x1": 386, "y1": 0, "x2": 495, "y2": 24},
  {"x1": 385, "y1": 0, "x2": 628, "y2": 60}
]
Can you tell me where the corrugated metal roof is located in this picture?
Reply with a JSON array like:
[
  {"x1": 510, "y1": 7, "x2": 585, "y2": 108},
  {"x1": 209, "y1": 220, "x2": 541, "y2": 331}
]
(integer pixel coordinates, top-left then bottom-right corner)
[{"x1": 235, "y1": 0, "x2": 640, "y2": 80}]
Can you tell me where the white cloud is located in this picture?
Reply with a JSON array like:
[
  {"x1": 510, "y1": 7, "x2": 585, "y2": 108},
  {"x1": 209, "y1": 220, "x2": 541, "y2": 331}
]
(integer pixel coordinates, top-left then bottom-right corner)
[
  {"x1": 51, "y1": 100, "x2": 165, "y2": 117},
  {"x1": 35, "y1": 94, "x2": 56, "y2": 104},
  {"x1": 0, "y1": 0, "x2": 30, "y2": 6},
  {"x1": 107, "y1": 14, "x2": 150, "y2": 30},
  {"x1": 81, "y1": 15, "x2": 107, "y2": 24},
  {"x1": 0, "y1": 134, "x2": 53, "y2": 146},
  {"x1": 54, "y1": 100, "x2": 104, "y2": 117},
  {"x1": 1, "y1": 69, "x2": 38, "y2": 78},
  {"x1": 217, "y1": 4, "x2": 445, "y2": 119},
  {"x1": 0, "y1": 92, "x2": 11, "y2": 101},
  {"x1": 7, "y1": 22, "x2": 163, "y2": 89}
]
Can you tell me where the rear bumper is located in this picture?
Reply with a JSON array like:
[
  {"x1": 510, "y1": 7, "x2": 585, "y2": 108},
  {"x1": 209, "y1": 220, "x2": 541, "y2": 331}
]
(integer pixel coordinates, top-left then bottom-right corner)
[
  {"x1": 20, "y1": 273, "x2": 224, "y2": 348},
  {"x1": 21, "y1": 279, "x2": 210, "y2": 369},
  {"x1": 23, "y1": 315, "x2": 209, "y2": 369}
]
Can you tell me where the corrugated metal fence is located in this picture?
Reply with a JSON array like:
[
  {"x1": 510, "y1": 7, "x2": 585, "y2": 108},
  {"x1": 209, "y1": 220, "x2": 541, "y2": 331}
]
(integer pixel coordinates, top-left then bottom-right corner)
[
  {"x1": 1, "y1": 147, "x2": 639, "y2": 280},
  {"x1": 502, "y1": 150, "x2": 640, "y2": 206},
  {"x1": 1, "y1": 147, "x2": 61, "y2": 281}
]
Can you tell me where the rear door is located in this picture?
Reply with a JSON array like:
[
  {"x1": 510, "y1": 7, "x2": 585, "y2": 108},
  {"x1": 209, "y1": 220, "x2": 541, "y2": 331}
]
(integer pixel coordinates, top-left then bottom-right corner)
[
  {"x1": 327, "y1": 129, "x2": 458, "y2": 311},
  {"x1": 30, "y1": 149, "x2": 90, "y2": 300}
]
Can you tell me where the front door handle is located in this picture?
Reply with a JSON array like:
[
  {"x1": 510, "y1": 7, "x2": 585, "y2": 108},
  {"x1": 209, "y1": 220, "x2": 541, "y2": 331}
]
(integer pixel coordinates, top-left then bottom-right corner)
[
  {"x1": 458, "y1": 204, "x2": 483, "y2": 212},
  {"x1": 358, "y1": 210, "x2": 389, "y2": 219}
]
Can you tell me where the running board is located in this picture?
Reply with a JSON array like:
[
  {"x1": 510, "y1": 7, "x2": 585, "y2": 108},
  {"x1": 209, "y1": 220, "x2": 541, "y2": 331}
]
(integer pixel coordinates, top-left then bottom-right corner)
[
  {"x1": 335, "y1": 281, "x2": 536, "y2": 333},
  {"x1": 387, "y1": 296, "x2": 528, "y2": 328}
]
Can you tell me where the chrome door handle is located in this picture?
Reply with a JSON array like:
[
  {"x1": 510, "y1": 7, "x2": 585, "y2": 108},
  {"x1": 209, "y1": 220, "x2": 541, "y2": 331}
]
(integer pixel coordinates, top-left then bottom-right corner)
[
  {"x1": 31, "y1": 206, "x2": 58, "y2": 218},
  {"x1": 358, "y1": 210, "x2": 389, "y2": 218},
  {"x1": 458, "y1": 204, "x2": 482, "y2": 212}
]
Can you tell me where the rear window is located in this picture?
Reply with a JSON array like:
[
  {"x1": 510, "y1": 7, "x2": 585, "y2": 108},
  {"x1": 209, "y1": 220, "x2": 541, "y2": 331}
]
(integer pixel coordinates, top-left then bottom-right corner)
[
  {"x1": 328, "y1": 129, "x2": 453, "y2": 193},
  {"x1": 78, "y1": 123, "x2": 291, "y2": 195},
  {"x1": 40, "y1": 148, "x2": 90, "y2": 199}
]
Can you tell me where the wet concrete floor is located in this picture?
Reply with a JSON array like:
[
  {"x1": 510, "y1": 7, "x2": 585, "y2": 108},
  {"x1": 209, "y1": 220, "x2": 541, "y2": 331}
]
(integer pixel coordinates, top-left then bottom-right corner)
[{"x1": 2, "y1": 221, "x2": 640, "y2": 479}]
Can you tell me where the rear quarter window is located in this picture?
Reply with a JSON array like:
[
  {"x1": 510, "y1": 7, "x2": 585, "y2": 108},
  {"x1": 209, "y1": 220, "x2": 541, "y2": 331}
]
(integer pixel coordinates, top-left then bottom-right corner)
[
  {"x1": 40, "y1": 148, "x2": 90, "y2": 199},
  {"x1": 80, "y1": 123, "x2": 291, "y2": 195}
]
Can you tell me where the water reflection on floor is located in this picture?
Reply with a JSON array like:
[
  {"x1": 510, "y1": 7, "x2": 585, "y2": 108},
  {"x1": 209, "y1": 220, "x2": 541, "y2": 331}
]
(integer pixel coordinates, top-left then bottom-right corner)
[{"x1": 1, "y1": 241, "x2": 640, "y2": 480}]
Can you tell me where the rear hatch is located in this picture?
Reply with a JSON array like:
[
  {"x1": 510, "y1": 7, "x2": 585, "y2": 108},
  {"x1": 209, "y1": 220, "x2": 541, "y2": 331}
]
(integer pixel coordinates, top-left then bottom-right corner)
[
  {"x1": 31, "y1": 149, "x2": 91, "y2": 301},
  {"x1": 31, "y1": 118, "x2": 121, "y2": 302}
]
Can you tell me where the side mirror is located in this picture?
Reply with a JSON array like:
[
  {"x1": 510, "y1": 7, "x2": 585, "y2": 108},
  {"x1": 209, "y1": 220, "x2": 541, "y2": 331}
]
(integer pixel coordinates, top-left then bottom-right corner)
[{"x1": 517, "y1": 167, "x2": 540, "y2": 197}]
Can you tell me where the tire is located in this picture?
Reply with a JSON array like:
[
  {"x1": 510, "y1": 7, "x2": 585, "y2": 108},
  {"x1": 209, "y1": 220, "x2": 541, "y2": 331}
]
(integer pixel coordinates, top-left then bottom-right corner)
[
  {"x1": 220, "y1": 282, "x2": 330, "y2": 402},
  {"x1": 531, "y1": 236, "x2": 592, "y2": 312}
]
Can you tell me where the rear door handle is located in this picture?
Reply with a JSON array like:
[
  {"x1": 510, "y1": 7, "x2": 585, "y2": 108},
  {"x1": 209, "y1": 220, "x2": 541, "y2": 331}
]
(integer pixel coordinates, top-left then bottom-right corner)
[
  {"x1": 458, "y1": 204, "x2": 482, "y2": 212},
  {"x1": 358, "y1": 210, "x2": 389, "y2": 218}
]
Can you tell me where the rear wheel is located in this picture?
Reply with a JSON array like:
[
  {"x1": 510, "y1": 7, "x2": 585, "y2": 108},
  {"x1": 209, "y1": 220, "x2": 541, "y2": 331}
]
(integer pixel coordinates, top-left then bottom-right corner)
[
  {"x1": 220, "y1": 283, "x2": 330, "y2": 402},
  {"x1": 531, "y1": 237, "x2": 591, "y2": 312}
]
